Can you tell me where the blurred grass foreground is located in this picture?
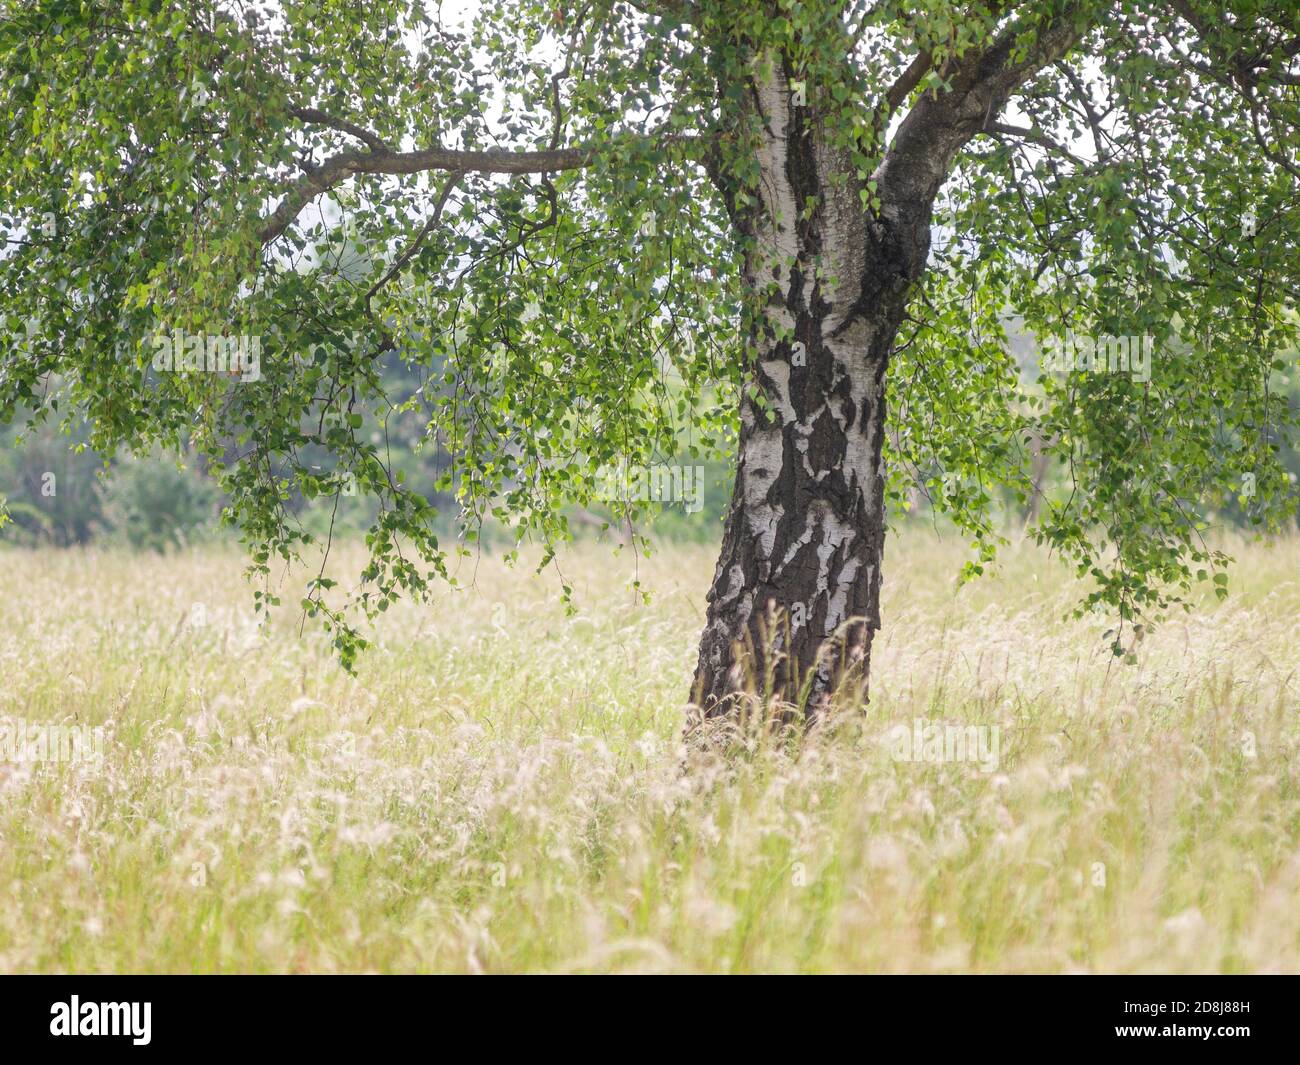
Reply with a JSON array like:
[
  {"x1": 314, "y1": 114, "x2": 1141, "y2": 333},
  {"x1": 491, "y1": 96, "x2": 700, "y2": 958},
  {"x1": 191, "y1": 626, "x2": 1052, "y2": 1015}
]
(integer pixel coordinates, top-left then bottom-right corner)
[{"x1": 0, "y1": 531, "x2": 1297, "y2": 973}]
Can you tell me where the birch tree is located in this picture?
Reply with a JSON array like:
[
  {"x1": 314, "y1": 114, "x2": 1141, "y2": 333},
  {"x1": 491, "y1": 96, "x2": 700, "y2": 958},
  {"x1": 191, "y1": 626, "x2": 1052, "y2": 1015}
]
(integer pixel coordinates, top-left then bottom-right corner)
[{"x1": 3, "y1": 0, "x2": 1297, "y2": 720}]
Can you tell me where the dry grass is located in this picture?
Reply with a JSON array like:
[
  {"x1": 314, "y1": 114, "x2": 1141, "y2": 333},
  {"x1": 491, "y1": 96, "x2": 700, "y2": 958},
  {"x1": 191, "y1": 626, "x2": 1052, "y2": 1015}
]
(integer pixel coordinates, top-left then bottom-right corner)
[{"x1": 0, "y1": 529, "x2": 1297, "y2": 973}]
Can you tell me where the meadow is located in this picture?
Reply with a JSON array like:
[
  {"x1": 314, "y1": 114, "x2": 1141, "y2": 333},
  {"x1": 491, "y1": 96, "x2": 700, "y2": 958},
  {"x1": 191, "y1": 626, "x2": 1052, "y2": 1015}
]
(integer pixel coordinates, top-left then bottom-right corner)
[{"x1": 0, "y1": 530, "x2": 1297, "y2": 973}]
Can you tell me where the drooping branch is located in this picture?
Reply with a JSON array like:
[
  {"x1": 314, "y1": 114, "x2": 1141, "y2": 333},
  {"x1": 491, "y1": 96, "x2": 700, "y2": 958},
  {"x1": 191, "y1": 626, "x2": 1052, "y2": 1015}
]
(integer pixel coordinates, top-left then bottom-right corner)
[
  {"x1": 360, "y1": 169, "x2": 465, "y2": 355},
  {"x1": 1054, "y1": 60, "x2": 1112, "y2": 160},
  {"x1": 365, "y1": 172, "x2": 464, "y2": 309}
]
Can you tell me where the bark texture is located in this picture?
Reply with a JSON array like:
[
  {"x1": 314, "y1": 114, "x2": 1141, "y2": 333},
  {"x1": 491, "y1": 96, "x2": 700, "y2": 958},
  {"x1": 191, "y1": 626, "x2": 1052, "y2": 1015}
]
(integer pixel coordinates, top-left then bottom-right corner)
[
  {"x1": 692, "y1": 17, "x2": 1082, "y2": 723},
  {"x1": 692, "y1": 60, "x2": 923, "y2": 721}
]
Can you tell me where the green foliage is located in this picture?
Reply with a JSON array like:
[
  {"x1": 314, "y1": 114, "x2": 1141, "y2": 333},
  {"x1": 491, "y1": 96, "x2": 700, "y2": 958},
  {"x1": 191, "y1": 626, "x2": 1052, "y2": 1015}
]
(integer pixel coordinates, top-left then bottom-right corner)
[
  {"x1": 2, "y1": 0, "x2": 1297, "y2": 665},
  {"x1": 0, "y1": 411, "x2": 105, "y2": 545},
  {"x1": 884, "y1": 1, "x2": 1300, "y2": 649},
  {"x1": 100, "y1": 450, "x2": 221, "y2": 551},
  {"x1": 0, "y1": 411, "x2": 223, "y2": 550}
]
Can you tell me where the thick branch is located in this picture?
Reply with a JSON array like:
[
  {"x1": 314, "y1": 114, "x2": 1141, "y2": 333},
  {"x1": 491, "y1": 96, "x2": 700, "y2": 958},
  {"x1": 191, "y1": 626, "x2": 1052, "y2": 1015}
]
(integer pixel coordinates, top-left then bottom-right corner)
[
  {"x1": 258, "y1": 142, "x2": 598, "y2": 245},
  {"x1": 874, "y1": 4, "x2": 1091, "y2": 277},
  {"x1": 882, "y1": 50, "x2": 933, "y2": 116}
]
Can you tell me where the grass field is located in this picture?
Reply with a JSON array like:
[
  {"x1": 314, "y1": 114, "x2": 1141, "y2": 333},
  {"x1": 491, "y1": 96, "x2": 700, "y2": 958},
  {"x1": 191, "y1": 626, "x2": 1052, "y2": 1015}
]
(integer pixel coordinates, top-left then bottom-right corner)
[{"x1": 0, "y1": 530, "x2": 1297, "y2": 973}]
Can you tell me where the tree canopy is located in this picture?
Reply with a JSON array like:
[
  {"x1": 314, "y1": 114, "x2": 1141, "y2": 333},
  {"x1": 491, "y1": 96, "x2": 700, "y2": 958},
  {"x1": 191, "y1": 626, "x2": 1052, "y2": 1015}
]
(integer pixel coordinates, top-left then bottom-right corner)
[{"x1": 2, "y1": 0, "x2": 1297, "y2": 676}]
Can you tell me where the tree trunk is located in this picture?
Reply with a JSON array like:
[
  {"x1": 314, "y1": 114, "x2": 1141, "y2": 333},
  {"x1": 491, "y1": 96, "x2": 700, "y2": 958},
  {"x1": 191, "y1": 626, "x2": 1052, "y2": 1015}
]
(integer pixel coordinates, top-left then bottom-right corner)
[
  {"x1": 691, "y1": 60, "x2": 925, "y2": 724},
  {"x1": 1022, "y1": 430, "x2": 1054, "y2": 528},
  {"x1": 689, "y1": 17, "x2": 1084, "y2": 724}
]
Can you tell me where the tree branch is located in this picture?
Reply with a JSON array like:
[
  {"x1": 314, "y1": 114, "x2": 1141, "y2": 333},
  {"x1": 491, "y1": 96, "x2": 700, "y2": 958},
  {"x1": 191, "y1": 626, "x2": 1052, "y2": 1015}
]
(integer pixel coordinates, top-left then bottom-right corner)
[
  {"x1": 288, "y1": 106, "x2": 394, "y2": 153},
  {"x1": 257, "y1": 141, "x2": 599, "y2": 246},
  {"x1": 981, "y1": 120, "x2": 1086, "y2": 164},
  {"x1": 873, "y1": 3, "x2": 1092, "y2": 276},
  {"x1": 882, "y1": 50, "x2": 933, "y2": 117},
  {"x1": 364, "y1": 170, "x2": 464, "y2": 324}
]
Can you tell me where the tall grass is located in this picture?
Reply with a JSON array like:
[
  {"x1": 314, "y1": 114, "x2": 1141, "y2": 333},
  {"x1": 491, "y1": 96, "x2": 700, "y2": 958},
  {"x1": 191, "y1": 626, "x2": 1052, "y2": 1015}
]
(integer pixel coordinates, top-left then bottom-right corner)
[{"x1": 0, "y1": 531, "x2": 1296, "y2": 972}]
